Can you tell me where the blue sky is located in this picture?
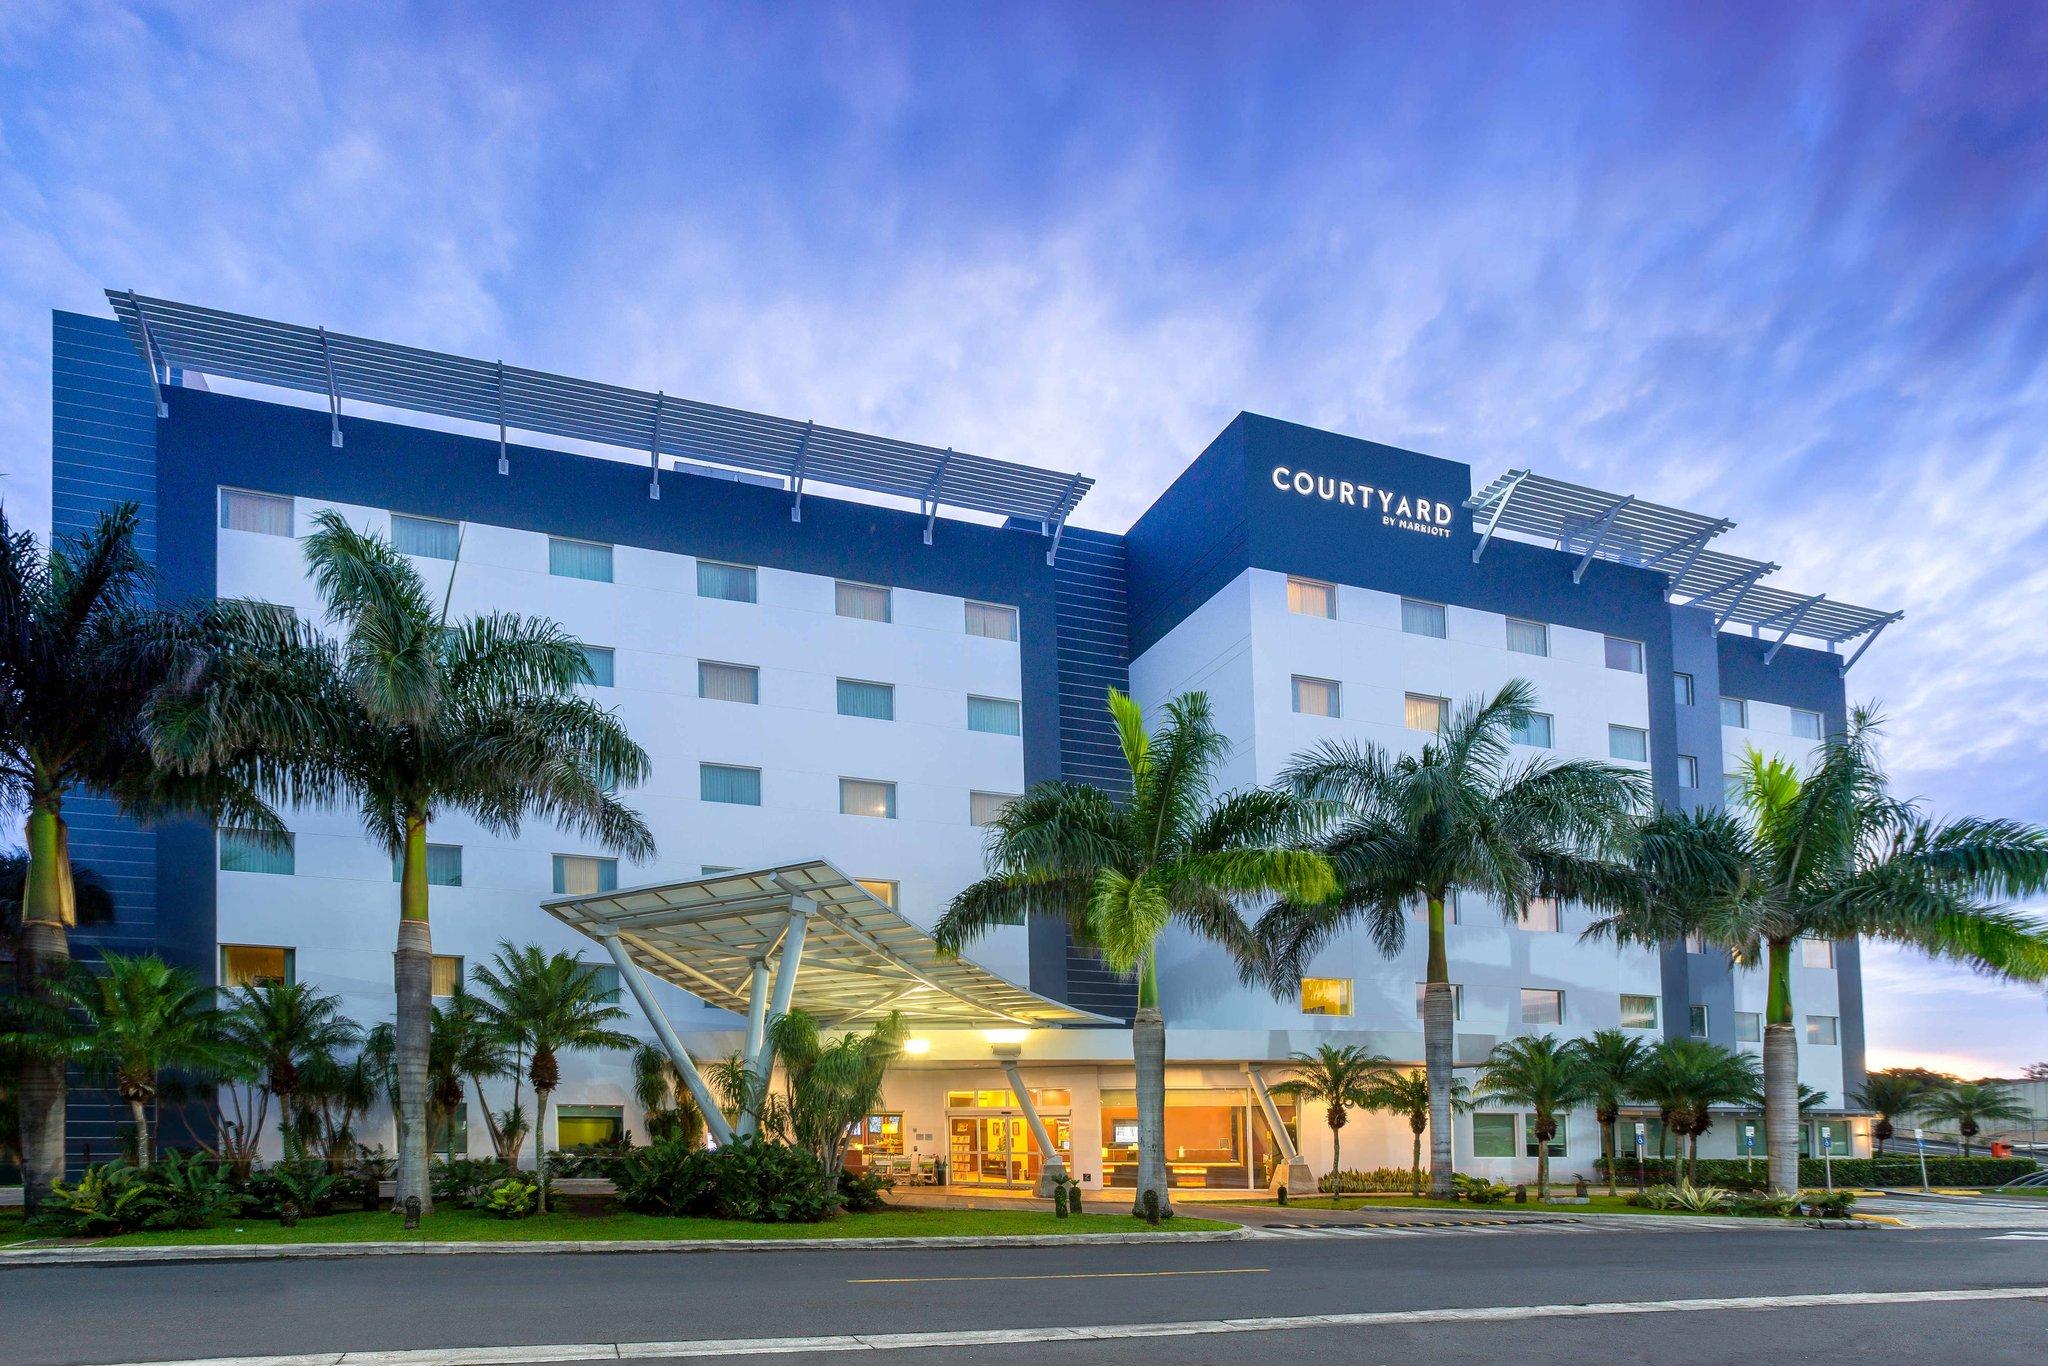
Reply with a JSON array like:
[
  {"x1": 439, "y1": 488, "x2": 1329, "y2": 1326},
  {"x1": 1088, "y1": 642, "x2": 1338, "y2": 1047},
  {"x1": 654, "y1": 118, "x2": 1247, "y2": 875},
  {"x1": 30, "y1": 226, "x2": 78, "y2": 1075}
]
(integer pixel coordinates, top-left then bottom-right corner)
[{"x1": 2, "y1": 2, "x2": 2044, "y2": 1074}]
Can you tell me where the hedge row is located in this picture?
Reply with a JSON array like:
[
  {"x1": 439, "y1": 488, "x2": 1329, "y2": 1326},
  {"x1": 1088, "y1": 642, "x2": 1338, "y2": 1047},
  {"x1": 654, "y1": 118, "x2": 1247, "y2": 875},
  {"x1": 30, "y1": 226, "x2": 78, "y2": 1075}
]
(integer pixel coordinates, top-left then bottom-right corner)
[{"x1": 1595, "y1": 1155, "x2": 2039, "y2": 1189}]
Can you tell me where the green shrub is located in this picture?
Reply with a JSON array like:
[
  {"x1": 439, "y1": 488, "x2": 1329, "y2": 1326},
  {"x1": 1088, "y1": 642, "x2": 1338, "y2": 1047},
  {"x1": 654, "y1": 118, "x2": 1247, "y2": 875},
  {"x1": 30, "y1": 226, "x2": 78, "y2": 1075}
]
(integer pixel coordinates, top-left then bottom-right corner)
[
  {"x1": 482, "y1": 1176, "x2": 538, "y2": 1219},
  {"x1": 613, "y1": 1136, "x2": 832, "y2": 1223},
  {"x1": 1596, "y1": 1155, "x2": 2037, "y2": 1190},
  {"x1": 837, "y1": 1167, "x2": 891, "y2": 1213},
  {"x1": 1731, "y1": 1191, "x2": 1801, "y2": 1218},
  {"x1": 1453, "y1": 1173, "x2": 1510, "y2": 1204},
  {"x1": 1804, "y1": 1189, "x2": 1857, "y2": 1218},
  {"x1": 145, "y1": 1151, "x2": 245, "y2": 1229},
  {"x1": 1319, "y1": 1167, "x2": 1425, "y2": 1194},
  {"x1": 545, "y1": 1137, "x2": 636, "y2": 1181},
  {"x1": 33, "y1": 1155, "x2": 245, "y2": 1236},
  {"x1": 242, "y1": 1160, "x2": 343, "y2": 1220},
  {"x1": 431, "y1": 1158, "x2": 517, "y2": 1209}
]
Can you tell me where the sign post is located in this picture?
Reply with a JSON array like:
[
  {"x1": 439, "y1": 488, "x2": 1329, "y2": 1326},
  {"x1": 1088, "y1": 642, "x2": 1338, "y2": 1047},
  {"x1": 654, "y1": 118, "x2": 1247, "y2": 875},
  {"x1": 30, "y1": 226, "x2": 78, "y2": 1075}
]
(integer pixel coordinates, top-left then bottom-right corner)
[
  {"x1": 1633, "y1": 1121, "x2": 1647, "y2": 1188},
  {"x1": 1743, "y1": 1123, "x2": 1755, "y2": 1174},
  {"x1": 1822, "y1": 1125, "x2": 1835, "y2": 1192},
  {"x1": 1916, "y1": 1126, "x2": 1930, "y2": 1194}
]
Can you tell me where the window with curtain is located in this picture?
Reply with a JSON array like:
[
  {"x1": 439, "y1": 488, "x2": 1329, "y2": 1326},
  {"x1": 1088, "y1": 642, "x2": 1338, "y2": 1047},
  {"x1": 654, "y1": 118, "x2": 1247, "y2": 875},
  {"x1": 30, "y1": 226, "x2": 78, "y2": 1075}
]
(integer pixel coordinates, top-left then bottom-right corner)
[
  {"x1": 1690, "y1": 1004, "x2": 1711, "y2": 1038},
  {"x1": 220, "y1": 489, "x2": 293, "y2": 536},
  {"x1": 431, "y1": 955, "x2": 464, "y2": 998},
  {"x1": 1735, "y1": 1011, "x2": 1762, "y2": 1043},
  {"x1": 700, "y1": 764, "x2": 762, "y2": 806},
  {"x1": 1400, "y1": 598, "x2": 1447, "y2": 638},
  {"x1": 555, "y1": 1103, "x2": 623, "y2": 1146},
  {"x1": 1603, "y1": 636, "x2": 1644, "y2": 672},
  {"x1": 965, "y1": 601, "x2": 1018, "y2": 641},
  {"x1": 970, "y1": 791, "x2": 1017, "y2": 826},
  {"x1": 1620, "y1": 994, "x2": 1659, "y2": 1029},
  {"x1": 1677, "y1": 754, "x2": 1700, "y2": 788},
  {"x1": 221, "y1": 944, "x2": 294, "y2": 988},
  {"x1": 698, "y1": 661, "x2": 759, "y2": 704},
  {"x1": 1511, "y1": 712, "x2": 1553, "y2": 747},
  {"x1": 1404, "y1": 693, "x2": 1447, "y2": 732},
  {"x1": 1523, "y1": 1119, "x2": 1567, "y2": 1158},
  {"x1": 1609, "y1": 725, "x2": 1649, "y2": 762},
  {"x1": 431, "y1": 1102, "x2": 468, "y2": 1160},
  {"x1": 968, "y1": 696, "x2": 1022, "y2": 735},
  {"x1": 1505, "y1": 618, "x2": 1549, "y2": 656},
  {"x1": 1673, "y1": 672, "x2": 1695, "y2": 706},
  {"x1": 549, "y1": 537, "x2": 614, "y2": 582},
  {"x1": 840, "y1": 778, "x2": 897, "y2": 819},
  {"x1": 1286, "y1": 577, "x2": 1336, "y2": 618},
  {"x1": 1721, "y1": 696, "x2": 1748, "y2": 729},
  {"x1": 391, "y1": 514, "x2": 459, "y2": 560},
  {"x1": 837, "y1": 679, "x2": 895, "y2": 720},
  {"x1": 1520, "y1": 988, "x2": 1564, "y2": 1025},
  {"x1": 1470, "y1": 1113, "x2": 1516, "y2": 1158},
  {"x1": 578, "y1": 646, "x2": 614, "y2": 687},
  {"x1": 835, "y1": 581, "x2": 891, "y2": 622},
  {"x1": 1290, "y1": 675, "x2": 1340, "y2": 718},
  {"x1": 219, "y1": 829, "x2": 294, "y2": 875},
  {"x1": 1299, "y1": 978, "x2": 1352, "y2": 1016},
  {"x1": 1801, "y1": 938, "x2": 1835, "y2": 969},
  {"x1": 1806, "y1": 1015, "x2": 1839, "y2": 1045},
  {"x1": 393, "y1": 844, "x2": 463, "y2": 886},
  {"x1": 552, "y1": 854, "x2": 619, "y2": 895},
  {"x1": 1791, "y1": 708, "x2": 1824, "y2": 740},
  {"x1": 583, "y1": 964, "x2": 621, "y2": 1004},
  {"x1": 1520, "y1": 897, "x2": 1560, "y2": 932},
  {"x1": 697, "y1": 560, "x2": 756, "y2": 602}
]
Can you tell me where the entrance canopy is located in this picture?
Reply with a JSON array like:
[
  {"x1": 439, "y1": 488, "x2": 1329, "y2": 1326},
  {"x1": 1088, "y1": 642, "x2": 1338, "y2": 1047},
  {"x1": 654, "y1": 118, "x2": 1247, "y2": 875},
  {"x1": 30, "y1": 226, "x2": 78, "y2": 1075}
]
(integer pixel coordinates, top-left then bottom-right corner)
[{"x1": 542, "y1": 859, "x2": 1114, "y2": 1029}]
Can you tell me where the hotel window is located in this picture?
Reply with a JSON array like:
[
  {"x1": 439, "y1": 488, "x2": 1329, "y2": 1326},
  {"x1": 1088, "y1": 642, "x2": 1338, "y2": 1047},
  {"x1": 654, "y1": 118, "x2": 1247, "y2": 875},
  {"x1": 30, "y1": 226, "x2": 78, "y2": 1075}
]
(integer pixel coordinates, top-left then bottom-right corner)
[
  {"x1": 1806, "y1": 1014, "x2": 1839, "y2": 1046},
  {"x1": 1523, "y1": 1119, "x2": 1567, "y2": 1159},
  {"x1": 1299, "y1": 977, "x2": 1353, "y2": 1016},
  {"x1": 970, "y1": 791, "x2": 1017, "y2": 827},
  {"x1": 1401, "y1": 598, "x2": 1447, "y2": 638},
  {"x1": 1735, "y1": 1012, "x2": 1762, "y2": 1043},
  {"x1": 1520, "y1": 897, "x2": 1560, "y2": 933},
  {"x1": 1511, "y1": 711, "x2": 1553, "y2": 748},
  {"x1": 1689, "y1": 1004, "x2": 1710, "y2": 1038},
  {"x1": 553, "y1": 854, "x2": 619, "y2": 895},
  {"x1": 431, "y1": 955, "x2": 464, "y2": 999},
  {"x1": 1291, "y1": 675, "x2": 1341, "y2": 718},
  {"x1": 968, "y1": 696, "x2": 1022, "y2": 735},
  {"x1": 393, "y1": 843, "x2": 463, "y2": 887},
  {"x1": 578, "y1": 646, "x2": 614, "y2": 688},
  {"x1": 1604, "y1": 636, "x2": 1644, "y2": 673},
  {"x1": 840, "y1": 778, "x2": 897, "y2": 819},
  {"x1": 857, "y1": 879, "x2": 898, "y2": 907},
  {"x1": 859, "y1": 1112, "x2": 905, "y2": 1157},
  {"x1": 835, "y1": 581, "x2": 891, "y2": 623},
  {"x1": 965, "y1": 600, "x2": 1018, "y2": 641},
  {"x1": 1791, "y1": 708, "x2": 1824, "y2": 741},
  {"x1": 219, "y1": 829, "x2": 294, "y2": 876},
  {"x1": 549, "y1": 537, "x2": 613, "y2": 583},
  {"x1": 1721, "y1": 696, "x2": 1748, "y2": 729},
  {"x1": 1620, "y1": 994, "x2": 1659, "y2": 1030},
  {"x1": 556, "y1": 1104, "x2": 624, "y2": 1148},
  {"x1": 696, "y1": 560, "x2": 757, "y2": 602},
  {"x1": 1801, "y1": 938, "x2": 1835, "y2": 969},
  {"x1": 584, "y1": 965, "x2": 622, "y2": 1005},
  {"x1": 391, "y1": 514, "x2": 459, "y2": 560},
  {"x1": 220, "y1": 489, "x2": 293, "y2": 537},
  {"x1": 1673, "y1": 672, "x2": 1695, "y2": 707},
  {"x1": 837, "y1": 679, "x2": 895, "y2": 721},
  {"x1": 1287, "y1": 576, "x2": 1336, "y2": 618},
  {"x1": 700, "y1": 764, "x2": 762, "y2": 806},
  {"x1": 1405, "y1": 693, "x2": 1448, "y2": 733},
  {"x1": 1677, "y1": 754, "x2": 1700, "y2": 789},
  {"x1": 1609, "y1": 725, "x2": 1649, "y2": 763},
  {"x1": 1415, "y1": 982, "x2": 1463, "y2": 1019},
  {"x1": 1471, "y1": 1113, "x2": 1517, "y2": 1159},
  {"x1": 1505, "y1": 617, "x2": 1549, "y2": 656},
  {"x1": 221, "y1": 944, "x2": 294, "y2": 989},
  {"x1": 431, "y1": 1103, "x2": 468, "y2": 1161},
  {"x1": 1521, "y1": 988, "x2": 1564, "y2": 1026},
  {"x1": 1723, "y1": 772, "x2": 1744, "y2": 802},
  {"x1": 1805, "y1": 1119, "x2": 1851, "y2": 1157},
  {"x1": 1684, "y1": 930, "x2": 1705, "y2": 954},
  {"x1": 698, "y1": 661, "x2": 759, "y2": 704}
]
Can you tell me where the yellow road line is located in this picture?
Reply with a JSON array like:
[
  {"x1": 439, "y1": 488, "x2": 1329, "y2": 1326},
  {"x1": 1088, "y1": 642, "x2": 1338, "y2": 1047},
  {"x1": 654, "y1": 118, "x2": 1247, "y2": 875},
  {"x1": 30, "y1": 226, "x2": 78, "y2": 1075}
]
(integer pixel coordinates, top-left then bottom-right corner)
[{"x1": 852, "y1": 1267, "x2": 1268, "y2": 1285}]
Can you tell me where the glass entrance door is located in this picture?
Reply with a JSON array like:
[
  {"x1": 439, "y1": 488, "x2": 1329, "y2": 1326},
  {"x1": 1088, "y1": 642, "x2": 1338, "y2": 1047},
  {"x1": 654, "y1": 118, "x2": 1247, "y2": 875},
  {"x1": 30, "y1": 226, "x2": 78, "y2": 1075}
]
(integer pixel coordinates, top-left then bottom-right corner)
[{"x1": 947, "y1": 1115, "x2": 1073, "y2": 1187}]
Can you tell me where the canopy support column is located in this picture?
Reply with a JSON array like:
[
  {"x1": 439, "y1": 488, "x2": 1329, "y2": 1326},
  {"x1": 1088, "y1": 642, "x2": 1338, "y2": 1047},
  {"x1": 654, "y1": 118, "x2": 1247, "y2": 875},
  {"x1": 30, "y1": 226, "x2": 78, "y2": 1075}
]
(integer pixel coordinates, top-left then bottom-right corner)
[
  {"x1": 997, "y1": 1054, "x2": 1067, "y2": 1196},
  {"x1": 742, "y1": 958, "x2": 770, "y2": 1063},
  {"x1": 738, "y1": 898, "x2": 813, "y2": 1137},
  {"x1": 595, "y1": 929, "x2": 733, "y2": 1146},
  {"x1": 1246, "y1": 1063, "x2": 1314, "y2": 1196}
]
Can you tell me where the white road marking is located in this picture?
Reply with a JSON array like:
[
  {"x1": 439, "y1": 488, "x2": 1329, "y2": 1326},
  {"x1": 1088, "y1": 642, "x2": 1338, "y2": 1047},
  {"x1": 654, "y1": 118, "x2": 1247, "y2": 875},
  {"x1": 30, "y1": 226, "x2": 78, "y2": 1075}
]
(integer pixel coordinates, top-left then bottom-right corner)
[
  {"x1": 123, "y1": 1285, "x2": 2048, "y2": 1366},
  {"x1": 1986, "y1": 1232, "x2": 2048, "y2": 1240}
]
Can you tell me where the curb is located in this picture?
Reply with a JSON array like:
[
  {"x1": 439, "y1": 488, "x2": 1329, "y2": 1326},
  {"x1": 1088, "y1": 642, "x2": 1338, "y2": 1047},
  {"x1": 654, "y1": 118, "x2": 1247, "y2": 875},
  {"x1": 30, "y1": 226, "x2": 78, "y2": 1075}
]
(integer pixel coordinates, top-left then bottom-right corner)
[{"x1": 0, "y1": 1226, "x2": 1251, "y2": 1269}]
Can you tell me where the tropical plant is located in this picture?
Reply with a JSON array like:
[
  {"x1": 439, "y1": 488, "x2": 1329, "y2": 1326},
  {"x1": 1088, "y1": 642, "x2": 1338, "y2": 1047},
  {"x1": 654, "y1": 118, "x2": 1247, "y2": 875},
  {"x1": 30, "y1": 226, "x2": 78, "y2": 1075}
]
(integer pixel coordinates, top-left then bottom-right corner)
[
  {"x1": 3, "y1": 952, "x2": 232, "y2": 1168},
  {"x1": 770, "y1": 1009, "x2": 904, "y2": 1186},
  {"x1": 470, "y1": 942, "x2": 635, "y2": 1211},
  {"x1": 612, "y1": 1134, "x2": 832, "y2": 1223},
  {"x1": 0, "y1": 505, "x2": 281, "y2": 1212},
  {"x1": 1475, "y1": 1034, "x2": 1593, "y2": 1200},
  {"x1": 434, "y1": 993, "x2": 517, "y2": 1161},
  {"x1": 1636, "y1": 1039, "x2": 1761, "y2": 1182},
  {"x1": 216, "y1": 981, "x2": 360, "y2": 1160},
  {"x1": 1592, "y1": 709, "x2": 2048, "y2": 1194},
  {"x1": 293, "y1": 1042, "x2": 382, "y2": 1171},
  {"x1": 1271, "y1": 1043, "x2": 1395, "y2": 1194},
  {"x1": 1573, "y1": 1029, "x2": 1652, "y2": 1196},
  {"x1": 1371, "y1": 1067, "x2": 1470, "y2": 1195},
  {"x1": 150, "y1": 510, "x2": 655, "y2": 1213},
  {"x1": 1261, "y1": 679, "x2": 1646, "y2": 1197},
  {"x1": 936, "y1": 688, "x2": 1333, "y2": 1219},
  {"x1": 632, "y1": 1042, "x2": 707, "y2": 1150},
  {"x1": 1853, "y1": 1070, "x2": 1932, "y2": 1155},
  {"x1": 1917, "y1": 1082, "x2": 2031, "y2": 1156}
]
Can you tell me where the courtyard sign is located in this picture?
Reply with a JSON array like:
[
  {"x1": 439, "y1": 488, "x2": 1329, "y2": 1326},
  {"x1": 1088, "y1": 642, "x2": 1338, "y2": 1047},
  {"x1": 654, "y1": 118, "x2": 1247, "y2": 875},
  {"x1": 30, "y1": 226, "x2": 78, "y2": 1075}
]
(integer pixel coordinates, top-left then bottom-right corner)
[{"x1": 1269, "y1": 464, "x2": 1455, "y2": 539}]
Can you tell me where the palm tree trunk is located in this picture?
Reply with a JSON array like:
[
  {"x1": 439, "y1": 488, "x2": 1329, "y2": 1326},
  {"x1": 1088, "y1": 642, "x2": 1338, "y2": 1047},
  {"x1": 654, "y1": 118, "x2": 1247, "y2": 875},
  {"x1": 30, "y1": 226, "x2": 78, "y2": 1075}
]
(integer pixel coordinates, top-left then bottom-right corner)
[
  {"x1": 1411, "y1": 1129, "x2": 1422, "y2": 1195},
  {"x1": 129, "y1": 1099, "x2": 153, "y2": 1170},
  {"x1": 1536, "y1": 1134, "x2": 1549, "y2": 1201},
  {"x1": 1763, "y1": 938, "x2": 1800, "y2": 1196},
  {"x1": 394, "y1": 816, "x2": 434, "y2": 1214},
  {"x1": 1422, "y1": 896, "x2": 1455, "y2": 1198},
  {"x1": 1132, "y1": 950, "x2": 1171, "y2": 1218},
  {"x1": 1329, "y1": 1123, "x2": 1342, "y2": 1202},
  {"x1": 534, "y1": 1087, "x2": 552, "y2": 1215},
  {"x1": 1602, "y1": 1118, "x2": 1617, "y2": 1197},
  {"x1": 18, "y1": 805, "x2": 74, "y2": 1217}
]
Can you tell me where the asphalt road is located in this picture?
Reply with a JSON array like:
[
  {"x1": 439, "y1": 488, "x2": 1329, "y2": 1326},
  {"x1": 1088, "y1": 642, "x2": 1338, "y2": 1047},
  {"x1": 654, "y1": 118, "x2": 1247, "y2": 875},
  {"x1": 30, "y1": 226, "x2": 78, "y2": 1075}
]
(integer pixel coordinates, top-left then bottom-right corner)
[{"x1": 3, "y1": 1224, "x2": 2045, "y2": 1365}]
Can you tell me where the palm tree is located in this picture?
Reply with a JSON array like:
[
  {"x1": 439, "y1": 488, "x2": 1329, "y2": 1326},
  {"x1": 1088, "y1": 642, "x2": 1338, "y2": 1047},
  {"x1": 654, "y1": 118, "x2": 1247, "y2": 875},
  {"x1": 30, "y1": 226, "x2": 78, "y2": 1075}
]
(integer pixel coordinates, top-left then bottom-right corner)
[
  {"x1": 1593, "y1": 710, "x2": 2048, "y2": 1194},
  {"x1": 436, "y1": 994, "x2": 516, "y2": 1161},
  {"x1": 4, "y1": 952, "x2": 230, "y2": 1168},
  {"x1": 632, "y1": 1043, "x2": 706, "y2": 1149},
  {"x1": 150, "y1": 511, "x2": 655, "y2": 1212},
  {"x1": 1475, "y1": 1034, "x2": 1592, "y2": 1200},
  {"x1": 1637, "y1": 1038, "x2": 1760, "y2": 1181},
  {"x1": 770, "y1": 1009, "x2": 905, "y2": 1186},
  {"x1": 1573, "y1": 1029, "x2": 1652, "y2": 1195},
  {"x1": 294, "y1": 1043, "x2": 381, "y2": 1170},
  {"x1": 1918, "y1": 1082, "x2": 2030, "y2": 1156},
  {"x1": 1853, "y1": 1069, "x2": 1932, "y2": 1156},
  {"x1": 470, "y1": 942, "x2": 635, "y2": 1211},
  {"x1": 218, "y1": 981, "x2": 361, "y2": 1160},
  {"x1": 1260, "y1": 679, "x2": 1646, "y2": 1197},
  {"x1": 0, "y1": 505, "x2": 280, "y2": 1211},
  {"x1": 1371, "y1": 1068, "x2": 1470, "y2": 1195},
  {"x1": 936, "y1": 689, "x2": 1333, "y2": 1218},
  {"x1": 1270, "y1": 1043, "x2": 1394, "y2": 1198}
]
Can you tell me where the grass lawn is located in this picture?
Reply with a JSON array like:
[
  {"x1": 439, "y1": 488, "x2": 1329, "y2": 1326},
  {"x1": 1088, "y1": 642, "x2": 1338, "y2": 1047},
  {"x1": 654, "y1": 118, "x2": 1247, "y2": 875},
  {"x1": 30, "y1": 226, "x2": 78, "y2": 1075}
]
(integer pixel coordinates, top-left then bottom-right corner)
[
  {"x1": 1227, "y1": 1193, "x2": 1743, "y2": 1218},
  {"x1": 0, "y1": 1209, "x2": 26, "y2": 1245},
  {"x1": 94, "y1": 1204, "x2": 1236, "y2": 1247}
]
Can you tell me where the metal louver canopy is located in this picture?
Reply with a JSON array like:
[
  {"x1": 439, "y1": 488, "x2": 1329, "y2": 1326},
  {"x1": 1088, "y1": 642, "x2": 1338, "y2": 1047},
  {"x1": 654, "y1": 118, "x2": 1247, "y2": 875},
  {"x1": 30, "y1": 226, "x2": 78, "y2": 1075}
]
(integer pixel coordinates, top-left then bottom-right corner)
[{"x1": 107, "y1": 291, "x2": 1093, "y2": 544}]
